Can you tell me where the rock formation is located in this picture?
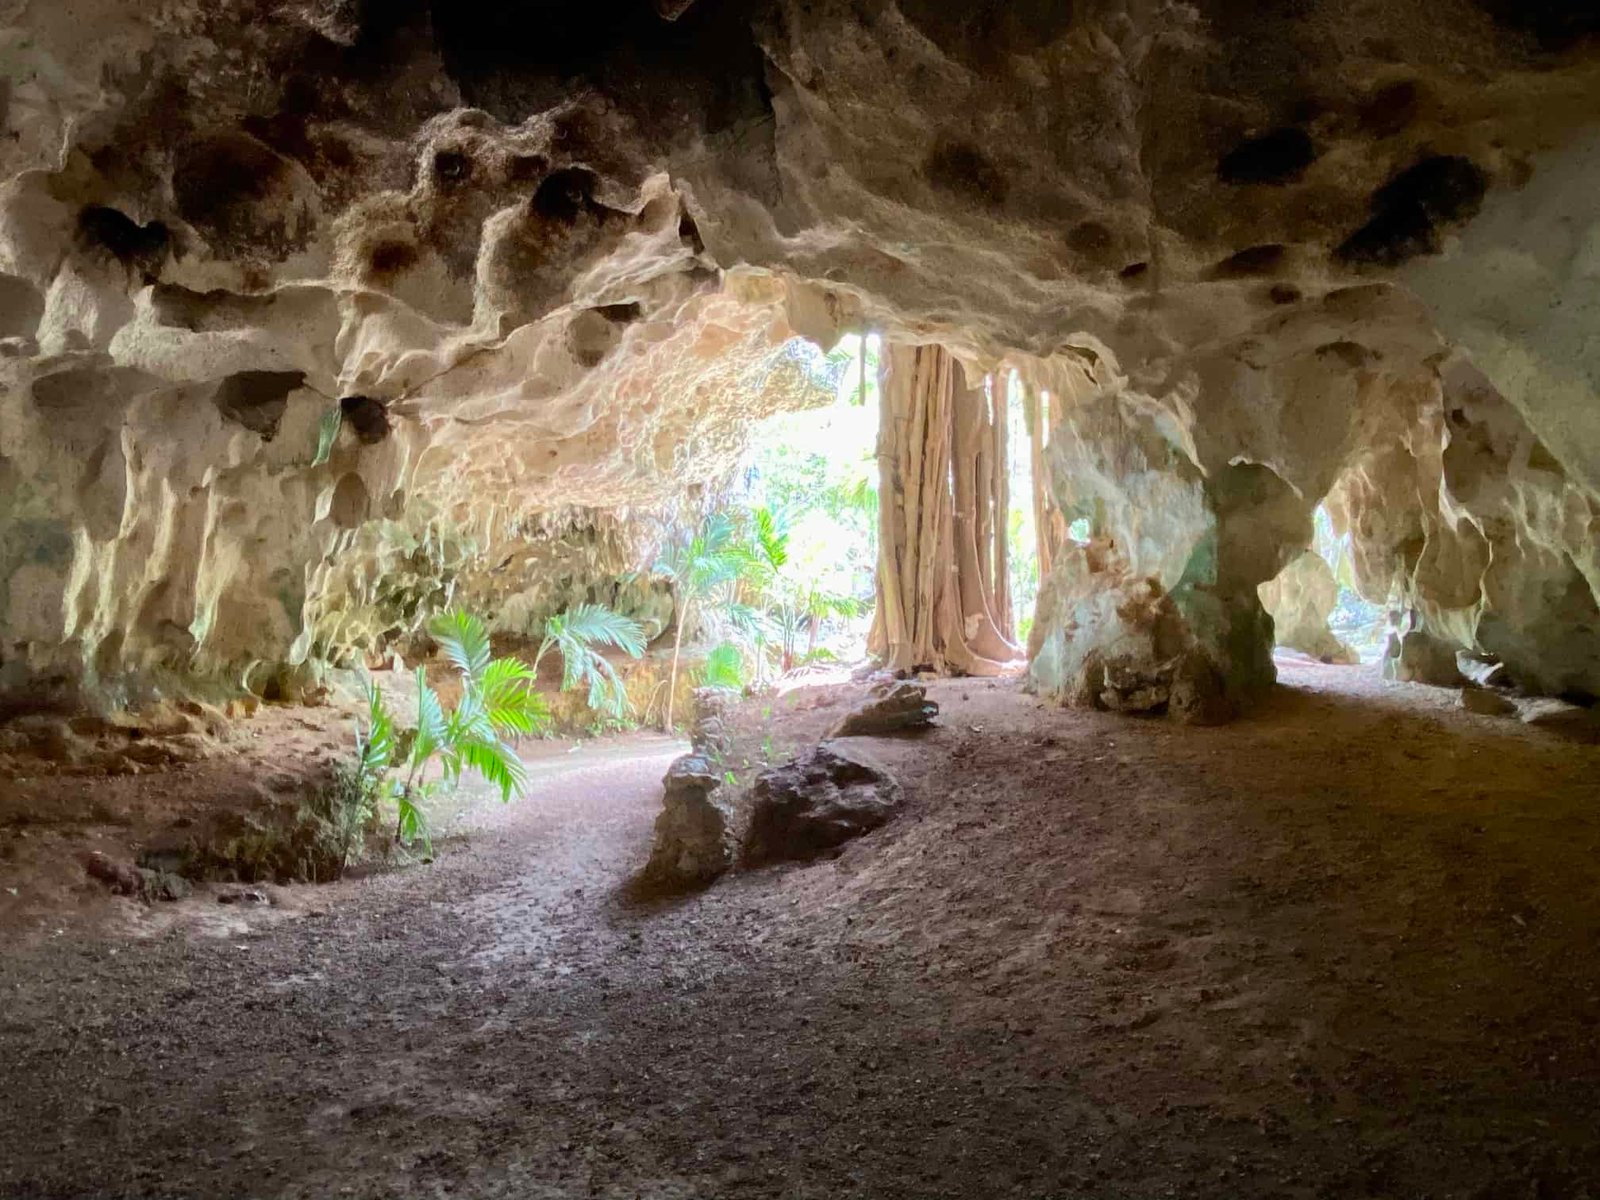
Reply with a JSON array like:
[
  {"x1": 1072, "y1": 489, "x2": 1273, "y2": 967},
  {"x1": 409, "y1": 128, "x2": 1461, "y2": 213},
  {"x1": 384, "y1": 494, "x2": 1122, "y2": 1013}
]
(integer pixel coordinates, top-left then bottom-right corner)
[
  {"x1": 643, "y1": 753, "x2": 733, "y2": 888},
  {"x1": 644, "y1": 687, "x2": 736, "y2": 888},
  {"x1": 1259, "y1": 552, "x2": 1359, "y2": 665},
  {"x1": 829, "y1": 678, "x2": 939, "y2": 738},
  {"x1": 742, "y1": 741, "x2": 901, "y2": 867},
  {"x1": 0, "y1": 0, "x2": 1596, "y2": 717}
]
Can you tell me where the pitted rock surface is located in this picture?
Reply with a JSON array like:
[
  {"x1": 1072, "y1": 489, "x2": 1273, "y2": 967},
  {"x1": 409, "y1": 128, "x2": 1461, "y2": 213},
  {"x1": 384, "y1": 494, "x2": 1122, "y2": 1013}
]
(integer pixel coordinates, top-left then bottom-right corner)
[
  {"x1": 743, "y1": 742, "x2": 901, "y2": 867},
  {"x1": 643, "y1": 753, "x2": 734, "y2": 888}
]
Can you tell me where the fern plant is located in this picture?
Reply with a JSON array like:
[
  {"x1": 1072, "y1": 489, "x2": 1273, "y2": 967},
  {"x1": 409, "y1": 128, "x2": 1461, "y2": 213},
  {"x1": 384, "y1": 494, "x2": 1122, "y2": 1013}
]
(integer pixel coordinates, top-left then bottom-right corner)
[
  {"x1": 355, "y1": 609, "x2": 550, "y2": 851},
  {"x1": 535, "y1": 603, "x2": 646, "y2": 719}
]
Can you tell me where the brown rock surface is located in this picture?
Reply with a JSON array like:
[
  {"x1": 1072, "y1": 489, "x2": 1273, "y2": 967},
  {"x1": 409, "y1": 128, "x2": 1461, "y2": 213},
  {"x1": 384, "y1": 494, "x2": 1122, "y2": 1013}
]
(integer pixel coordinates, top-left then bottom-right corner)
[
  {"x1": 743, "y1": 741, "x2": 901, "y2": 866},
  {"x1": 829, "y1": 679, "x2": 939, "y2": 737}
]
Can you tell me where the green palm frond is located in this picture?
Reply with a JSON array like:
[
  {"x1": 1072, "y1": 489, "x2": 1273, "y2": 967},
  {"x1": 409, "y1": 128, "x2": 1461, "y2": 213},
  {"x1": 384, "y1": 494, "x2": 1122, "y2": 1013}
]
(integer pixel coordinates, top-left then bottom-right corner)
[
  {"x1": 553, "y1": 603, "x2": 647, "y2": 657},
  {"x1": 429, "y1": 609, "x2": 491, "y2": 682},
  {"x1": 455, "y1": 737, "x2": 529, "y2": 804},
  {"x1": 583, "y1": 653, "x2": 631, "y2": 716},
  {"x1": 357, "y1": 677, "x2": 395, "y2": 780},
  {"x1": 349, "y1": 610, "x2": 552, "y2": 851},
  {"x1": 803, "y1": 588, "x2": 863, "y2": 621},
  {"x1": 479, "y1": 657, "x2": 549, "y2": 736},
  {"x1": 312, "y1": 406, "x2": 341, "y2": 466},
  {"x1": 698, "y1": 642, "x2": 746, "y2": 692},
  {"x1": 410, "y1": 667, "x2": 446, "y2": 768},
  {"x1": 753, "y1": 505, "x2": 790, "y2": 572},
  {"x1": 722, "y1": 601, "x2": 771, "y2": 643},
  {"x1": 537, "y1": 603, "x2": 642, "y2": 719}
]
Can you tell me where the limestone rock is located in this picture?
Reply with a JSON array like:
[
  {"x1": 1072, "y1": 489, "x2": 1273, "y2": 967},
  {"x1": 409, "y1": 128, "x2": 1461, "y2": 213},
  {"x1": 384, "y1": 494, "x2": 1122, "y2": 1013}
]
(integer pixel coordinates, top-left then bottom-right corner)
[
  {"x1": 1260, "y1": 552, "x2": 1359, "y2": 665},
  {"x1": 829, "y1": 680, "x2": 939, "y2": 737},
  {"x1": 1384, "y1": 630, "x2": 1466, "y2": 688},
  {"x1": 1457, "y1": 653, "x2": 1512, "y2": 689},
  {"x1": 643, "y1": 754, "x2": 734, "y2": 888},
  {"x1": 743, "y1": 743, "x2": 901, "y2": 867},
  {"x1": 1459, "y1": 687, "x2": 1516, "y2": 717},
  {"x1": 688, "y1": 688, "x2": 733, "y2": 760},
  {"x1": 0, "y1": 0, "x2": 1597, "y2": 717}
]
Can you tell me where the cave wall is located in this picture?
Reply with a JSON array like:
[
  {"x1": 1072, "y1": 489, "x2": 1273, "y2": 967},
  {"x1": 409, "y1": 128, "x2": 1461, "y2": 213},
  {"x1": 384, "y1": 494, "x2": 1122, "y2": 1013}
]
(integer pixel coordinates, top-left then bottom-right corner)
[{"x1": 0, "y1": 0, "x2": 1596, "y2": 712}]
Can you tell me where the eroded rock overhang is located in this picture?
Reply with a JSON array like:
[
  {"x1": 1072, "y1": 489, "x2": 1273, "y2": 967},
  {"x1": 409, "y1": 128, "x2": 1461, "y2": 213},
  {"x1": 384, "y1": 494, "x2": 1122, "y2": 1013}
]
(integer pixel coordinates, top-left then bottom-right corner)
[{"x1": 0, "y1": 0, "x2": 1596, "y2": 708}]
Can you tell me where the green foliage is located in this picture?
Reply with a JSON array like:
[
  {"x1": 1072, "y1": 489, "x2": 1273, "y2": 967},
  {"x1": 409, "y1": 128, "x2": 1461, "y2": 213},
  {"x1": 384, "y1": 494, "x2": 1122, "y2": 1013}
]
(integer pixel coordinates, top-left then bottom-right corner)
[
  {"x1": 536, "y1": 602, "x2": 647, "y2": 718},
  {"x1": 653, "y1": 512, "x2": 767, "y2": 728},
  {"x1": 698, "y1": 641, "x2": 747, "y2": 692},
  {"x1": 654, "y1": 512, "x2": 753, "y2": 602},
  {"x1": 312, "y1": 406, "x2": 342, "y2": 466},
  {"x1": 729, "y1": 504, "x2": 867, "y2": 676},
  {"x1": 352, "y1": 610, "x2": 550, "y2": 853}
]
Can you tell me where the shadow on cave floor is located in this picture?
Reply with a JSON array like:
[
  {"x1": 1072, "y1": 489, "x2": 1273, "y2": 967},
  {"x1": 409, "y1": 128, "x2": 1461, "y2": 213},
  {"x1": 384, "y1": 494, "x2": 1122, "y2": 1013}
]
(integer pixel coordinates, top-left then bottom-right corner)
[{"x1": 2, "y1": 664, "x2": 1598, "y2": 1198}]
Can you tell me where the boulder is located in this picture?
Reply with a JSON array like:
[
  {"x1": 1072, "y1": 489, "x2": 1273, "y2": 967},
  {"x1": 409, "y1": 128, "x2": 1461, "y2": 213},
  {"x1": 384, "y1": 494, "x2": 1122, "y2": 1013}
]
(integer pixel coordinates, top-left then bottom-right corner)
[
  {"x1": 1384, "y1": 630, "x2": 1465, "y2": 687},
  {"x1": 1457, "y1": 652, "x2": 1512, "y2": 689},
  {"x1": 830, "y1": 680, "x2": 939, "y2": 737},
  {"x1": 743, "y1": 743, "x2": 901, "y2": 867},
  {"x1": 643, "y1": 754, "x2": 735, "y2": 888},
  {"x1": 1459, "y1": 686, "x2": 1516, "y2": 717}
]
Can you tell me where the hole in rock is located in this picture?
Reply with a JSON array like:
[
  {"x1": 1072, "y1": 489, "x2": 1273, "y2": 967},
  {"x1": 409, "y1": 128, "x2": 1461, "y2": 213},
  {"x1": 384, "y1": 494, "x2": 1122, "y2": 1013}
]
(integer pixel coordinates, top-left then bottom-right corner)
[
  {"x1": 432, "y1": 149, "x2": 472, "y2": 186},
  {"x1": 594, "y1": 302, "x2": 643, "y2": 324},
  {"x1": 367, "y1": 239, "x2": 419, "y2": 276},
  {"x1": 339, "y1": 395, "x2": 391, "y2": 444},
  {"x1": 1335, "y1": 154, "x2": 1488, "y2": 266},
  {"x1": 173, "y1": 132, "x2": 291, "y2": 239},
  {"x1": 533, "y1": 167, "x2": 603, "y2": 223},
  {"x1": 1262, "y1": 504, "x2": 1389, "y2": 665},
  {"x1": 1475, "y1": 0, "x2": 1600, "y2": 48},
  {"x1": 1358, "y1": 80, "x2": 1422, "y2": 138},
  {"x1": 214, "y1": 371, "x2": 305, "y2": 440},
  {"x1": 1208, "y1": 244, "x2": 1287, "y2": 279},
  {"x1": 924, "y1": 138, "x2": 1009, "y2": 206},
  {"x1": 678, "y1": 210, "x2": 705, "y2": 253},
  {"x1": 509, "y1": 153, "x2": 549, "y2": 182},
  {"x1": 730, "y1": 333, "x2": 883, "y2": 680},
  {"x1": 77, "y1": 206, "x2": 170, "y2": 272},
  {"x1": 1217, "y1": 127, "x2": 1316, "y2": 185}
]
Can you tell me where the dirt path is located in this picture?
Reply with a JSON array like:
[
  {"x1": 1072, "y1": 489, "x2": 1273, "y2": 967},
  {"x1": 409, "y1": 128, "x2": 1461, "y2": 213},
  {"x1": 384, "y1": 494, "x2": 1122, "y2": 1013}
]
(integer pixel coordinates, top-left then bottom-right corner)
[{"x1": 3, "y1": 666, "x2": 1599, "y2": 1199}]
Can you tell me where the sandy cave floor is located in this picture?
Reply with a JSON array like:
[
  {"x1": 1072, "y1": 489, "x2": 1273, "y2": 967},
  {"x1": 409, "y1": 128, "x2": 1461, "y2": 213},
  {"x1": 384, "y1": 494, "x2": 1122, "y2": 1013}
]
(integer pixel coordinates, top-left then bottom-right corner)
[{"x1": 2, "y1": 663, "x2": 1599, "y2": 1199}]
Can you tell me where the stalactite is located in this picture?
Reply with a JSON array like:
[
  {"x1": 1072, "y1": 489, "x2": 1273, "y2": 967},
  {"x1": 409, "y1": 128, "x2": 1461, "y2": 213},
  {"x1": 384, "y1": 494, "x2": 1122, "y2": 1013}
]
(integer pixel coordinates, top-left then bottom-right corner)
[{"x1": 870, "y1": 344, "x2": 1020, "y2": 675}]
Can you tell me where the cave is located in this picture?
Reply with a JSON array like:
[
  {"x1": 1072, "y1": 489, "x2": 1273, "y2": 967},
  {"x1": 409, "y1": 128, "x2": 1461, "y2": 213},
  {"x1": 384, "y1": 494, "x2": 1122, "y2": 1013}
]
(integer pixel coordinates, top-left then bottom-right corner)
[{"x1": 2, "y1": 2, "x2": 1599, "y2": 1196}]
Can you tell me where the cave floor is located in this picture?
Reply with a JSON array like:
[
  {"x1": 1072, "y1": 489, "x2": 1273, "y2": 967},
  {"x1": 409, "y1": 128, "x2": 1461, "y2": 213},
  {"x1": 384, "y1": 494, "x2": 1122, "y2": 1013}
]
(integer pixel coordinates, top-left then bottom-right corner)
[{"x1": 2, "y1": 664, "x2": 1599, "y2": 1199}]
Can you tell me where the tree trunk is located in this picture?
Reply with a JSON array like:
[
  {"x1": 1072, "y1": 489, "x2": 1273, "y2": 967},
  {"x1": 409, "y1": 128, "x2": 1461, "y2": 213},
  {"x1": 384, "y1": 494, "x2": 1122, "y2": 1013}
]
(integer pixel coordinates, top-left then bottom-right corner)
[
  {"x1": 869, "y1": 343, "x2": 1020, "y2": 675},
  {"x1": 1022, "y1": 380, "x2": 1065, "y2": 580}
]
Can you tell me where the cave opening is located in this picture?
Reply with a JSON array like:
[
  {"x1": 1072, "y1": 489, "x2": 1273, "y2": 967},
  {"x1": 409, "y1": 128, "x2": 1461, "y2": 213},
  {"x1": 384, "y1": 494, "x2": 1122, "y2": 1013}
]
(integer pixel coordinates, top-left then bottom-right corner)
[{"x1": 4, "y1": 3, "x2": 1600, "y2": 1195}]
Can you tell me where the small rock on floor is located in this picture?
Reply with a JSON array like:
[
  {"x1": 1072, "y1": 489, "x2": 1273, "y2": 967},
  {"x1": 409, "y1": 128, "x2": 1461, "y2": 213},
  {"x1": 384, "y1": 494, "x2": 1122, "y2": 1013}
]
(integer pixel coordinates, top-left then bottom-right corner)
[{"x1": 830, "y1": 679, "x2": 939, "y2": 737}]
